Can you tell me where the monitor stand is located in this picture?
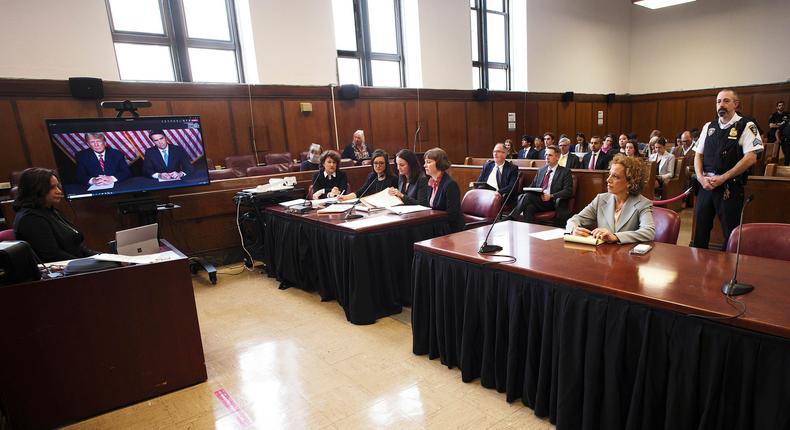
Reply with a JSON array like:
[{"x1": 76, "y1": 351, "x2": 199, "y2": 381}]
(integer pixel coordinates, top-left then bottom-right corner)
[{"x1": 117, "y1": 197, "x2": 217, "y2": 284}]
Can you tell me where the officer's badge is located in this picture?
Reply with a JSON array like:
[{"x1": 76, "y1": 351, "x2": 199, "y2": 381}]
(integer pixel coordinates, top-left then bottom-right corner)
[
  {"x1": 708, "y1": 128, "x2": 715, "y2": 136},
  {"x1": 728, "y1": 127, "x2": 738, "y2": 139}
]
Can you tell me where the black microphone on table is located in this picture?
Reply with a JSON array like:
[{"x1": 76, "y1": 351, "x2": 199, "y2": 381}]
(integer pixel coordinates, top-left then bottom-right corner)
[
  {"x1": 479, "y1": 171, "x2": 521, "y2": 254},
  {"x1": 722, "y1": 194, "x2": 755, "y2": 296},
  {"x1": 344, "y1": 174, "x2": 378, "y2": 220}
]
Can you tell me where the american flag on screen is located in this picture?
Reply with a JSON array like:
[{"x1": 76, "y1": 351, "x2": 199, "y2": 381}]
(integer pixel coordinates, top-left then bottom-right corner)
[{"x1": 51, "y1": 129, "x2": 205, "y2": 164}]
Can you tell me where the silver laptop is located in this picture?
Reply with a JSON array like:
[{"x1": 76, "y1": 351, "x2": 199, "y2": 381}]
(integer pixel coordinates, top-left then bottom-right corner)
[{"x1": 116, "y1": 223, "x2": 160, "y2": 256}]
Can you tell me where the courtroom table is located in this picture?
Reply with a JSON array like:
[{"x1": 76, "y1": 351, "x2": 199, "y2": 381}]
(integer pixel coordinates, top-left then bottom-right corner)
[
  {"x1": 262, "y1": 205, "x2": 449, "y2": 325},
  {"x1": 0, "y1": 241, "x2": 207, "y2": 430},
  {"x1": 411, "y1": 222, "x2": 790, "y2": 430}
]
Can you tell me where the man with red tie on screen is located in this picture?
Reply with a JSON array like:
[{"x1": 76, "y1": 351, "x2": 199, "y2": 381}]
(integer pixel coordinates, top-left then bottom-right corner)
[
  {"x1": 143, "y1": 130, "x2": 194, "y2": 180},
  {"x1": 75, "y1": 132, "x2": 131, "y2": 187}
]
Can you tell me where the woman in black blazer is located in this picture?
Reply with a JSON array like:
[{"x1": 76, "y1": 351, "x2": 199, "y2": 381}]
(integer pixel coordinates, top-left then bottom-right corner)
[
  {"x1": 388, "y1": 149, "x2": 429, "y2": 206},
  {"x1": 311, "y1": 150, "x2": 348, "y2": 199},
  {"x1": 339, "y1": 149, "x2": 398, "y2": 201},
  {"x1": 13, "y1": 167, "x2": 97, "y2": 263},
  {"x1": 423, "y1": 148, "x2": 463, "y2": 232}
]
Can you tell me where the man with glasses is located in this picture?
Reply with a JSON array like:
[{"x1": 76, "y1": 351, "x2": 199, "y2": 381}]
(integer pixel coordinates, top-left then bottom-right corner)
[
  {"x1": 475, "y1": 143, "x2": 519, "y2": 204},
  {"x1": 672, "y1": 130, "x2": 695, "y2": 158},
  {"x1": 557, "y1": 137, "x2": 581, "y2": 168}
]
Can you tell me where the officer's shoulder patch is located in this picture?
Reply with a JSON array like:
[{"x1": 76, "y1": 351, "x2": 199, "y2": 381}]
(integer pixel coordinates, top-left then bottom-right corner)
[
  {"x1": 748, "y1": 124, "x2": 759, "y2": 136},
  {"x1": 708, "y1": 128, "x2": 716, "y2": 136}
]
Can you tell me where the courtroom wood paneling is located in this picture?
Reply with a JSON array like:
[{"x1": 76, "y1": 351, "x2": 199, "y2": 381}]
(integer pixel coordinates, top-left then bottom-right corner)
[
  {"x1": 557, "y1": 102, "x2": 575, "y2": 138},
  {"x1": 574, "y1": 102, "x2": 592, "y2": 139},
  {"x1": 405, "y1": 100, "x2": 439, "y2": 152},
  {"x1": 620, "y1": 102, "x2": 632, "y2": 134},
  {"x1": 283, "y1": 100, "x2": 333, "y2": 153},
  {"x1": 465, "y1": 101, "x2": 493, "y2": 157},
  {"x1": 657, "y1": 99, "x2": 687, "y2": 138},
  {"x1": 0, "y1": 101, "x2": 28, "y2": 178},
  {"x1": 170, "y1": 99, "x2": 237, "y2": 163},
  {"x1": 630, "y1": 101, "x2": 658, "y2": 142},
  {"x1": 537, "y1": 101, "x2": 557, "y2": 136},
  {"x1": 592, "y1": 102, "x2": 608, "y2": 137},
  {"x1": 524, "y1": 101, "x2": 539, "y2": 136},
  {"x1": 685, "y1": 97, "x2": 712, "y2": 131},
  {"x1": 607, "y1": 102, "x2": 623, "y2": 136},
  {"x1": 436, "y1": 101, "x2": 468, "y2": 162},
  {"x1": 230, "y1": 100, "x2": 288, "y2": 159},
  {"x1": 14, "y1": 99, "x2": 99, "y2": 169},
  {"x1": 492, "y1": 100, "x2": 524, "y2": 144},
  {"x1": 369, "y1": 101, "x2": 408, "y2": 155},
  {"x1": 333, "y1": 99, "x2": 371, "y2": 150}
]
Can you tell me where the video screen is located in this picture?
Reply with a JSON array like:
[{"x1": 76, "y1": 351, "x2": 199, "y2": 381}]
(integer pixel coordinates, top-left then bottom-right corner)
[{"x1": 46, "y1": 116, "x2": 210, "y2": 199}]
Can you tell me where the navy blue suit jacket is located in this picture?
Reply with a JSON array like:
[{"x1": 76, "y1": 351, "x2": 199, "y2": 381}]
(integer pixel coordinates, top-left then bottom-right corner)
[
  {"x1": 517, "y1": 147, "x2": 530, "y2": 159},
  {"x1": 75, "y1": 148, "x2": 131, "y2": 185},
  {"x1": 397, "y1": 174, "x2": 429, "y2": 206},
  {"x1": 429, "y1": 173, "x2": 463, "y2": 232},
  {"x1": 476, "y1": 160, "x2": 520, "y2": 203},
  {"x1": 581, "y1": 151, "x2": 610, "y2": 170},
  {"x1": 143, "y1": 145, "x2": 194, "y2": 177}
]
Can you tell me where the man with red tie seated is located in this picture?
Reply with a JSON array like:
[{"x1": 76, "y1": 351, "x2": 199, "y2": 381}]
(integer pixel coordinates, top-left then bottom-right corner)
[
  {"x1": 581, "y1": 136, "x2": 610, "y2": 170},
  {"x1": 504, "y1": 145, "x2": 573, "y2": 222},
  {"x1": 143, "y1": 130, "x2": 194, "y2": 180},
  {"x1": 75, "y1": 132, "x2": 131, "y2": 187},
  {"x1": 475, "y1": 143, "x2": 520, "y2": 204}
]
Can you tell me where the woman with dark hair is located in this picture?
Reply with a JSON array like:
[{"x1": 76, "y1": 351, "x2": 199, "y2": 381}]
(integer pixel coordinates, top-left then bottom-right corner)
[
  {"x1": 423, "y1": 148, "x2": 463, "y2": 232},
  {"x1": 387, "y1": 148, "x2": 429, "y2": 206},
  {"x1": 338, "y1": 149, "x2": 398, "y2": 201},
  {"x1": 566, "y1": 154, "x2": 655, "y2": 243},
  {"x1": 12, "y1": 167, "x2": 97, "y2": 262},
  {"x1": 311, "y1": 150, "x2": 348, "y2": 199}
]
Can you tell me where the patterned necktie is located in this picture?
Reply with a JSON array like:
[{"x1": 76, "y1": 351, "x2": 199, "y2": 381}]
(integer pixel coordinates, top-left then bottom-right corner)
[
  {"x1": 541, "y1": 169, "x2": 552, "y2": 189},
  {"x1": 99, "y1": 154, "x2": 105, "y2": 173}
]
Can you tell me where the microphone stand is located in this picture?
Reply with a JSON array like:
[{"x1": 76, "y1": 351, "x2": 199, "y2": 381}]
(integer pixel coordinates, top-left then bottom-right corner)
[
  {"x1": 479, "y1": 171, "x2": 521, "y2": 254},
  {"x1": 722, "y1": 194, "x2": 755, "y2": 296},
  {"x1": 344, "y1": 174, "x2": 378, "y2": 220}
]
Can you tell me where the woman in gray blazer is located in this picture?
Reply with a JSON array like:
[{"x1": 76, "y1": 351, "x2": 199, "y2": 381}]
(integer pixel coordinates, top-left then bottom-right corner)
[{"x1": 566, "y1": 154, "x2": 655, "y2": 244}]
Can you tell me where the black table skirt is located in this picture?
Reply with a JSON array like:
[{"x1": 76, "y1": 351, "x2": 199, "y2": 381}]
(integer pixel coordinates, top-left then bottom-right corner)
[
  {"x1": 263, "y1": 211, "x2": 450, "y2": 325},
  {"x1": 411, "y1": 251, "x2": 790, "y2": 430}
]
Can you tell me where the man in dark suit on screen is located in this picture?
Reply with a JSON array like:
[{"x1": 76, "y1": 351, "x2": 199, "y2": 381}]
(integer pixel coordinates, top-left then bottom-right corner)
[
  {"x1": 143, "y1": 130, "x2": 194, "y2": 180},
  {"x1": 504, "y1": 145, "x2": 573, "y2": 223},
  {"x1": 75, "y1": 132, "x2": 131, "y2": 186}
]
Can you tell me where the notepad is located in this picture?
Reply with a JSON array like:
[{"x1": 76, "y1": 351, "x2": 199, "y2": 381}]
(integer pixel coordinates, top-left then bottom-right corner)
[
  {"x1": 388, "y1": 205, "x2": 432, "y2": 215},
  {"x1": 563, "y1": 235, "x2": 604, "y2": 246}
]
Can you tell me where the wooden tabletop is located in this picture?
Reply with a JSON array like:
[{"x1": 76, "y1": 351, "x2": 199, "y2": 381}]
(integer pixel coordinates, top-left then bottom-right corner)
[
  {"x1": 265, "y1": 204, "x2": 448, "y2": 233},
  {"x1": 415, "y1": 221, "x2": 790, "y2": 339}
]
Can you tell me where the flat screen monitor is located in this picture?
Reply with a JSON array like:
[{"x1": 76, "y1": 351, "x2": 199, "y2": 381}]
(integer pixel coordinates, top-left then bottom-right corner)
[{"x1": 46, "y1": 116, "x2": 210, "y2": 199}]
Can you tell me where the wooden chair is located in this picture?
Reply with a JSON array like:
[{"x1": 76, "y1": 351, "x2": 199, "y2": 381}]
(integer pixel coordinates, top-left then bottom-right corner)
[
  {"x1": 726, "y1": 223, "x2": 790, "y2": 261},
  {"x1": 764, "y1": 163, "x2": 790, "y2": 177}
]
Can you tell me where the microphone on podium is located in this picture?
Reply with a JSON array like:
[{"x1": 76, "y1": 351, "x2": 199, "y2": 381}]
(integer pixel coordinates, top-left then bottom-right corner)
[
  {"x1": 721, "y1": 194, "x2": 755, "y2": 296},
  {"x1": 479, "y1": 172, "x2": 521, "y2": 254},
  {"x1": 344, "y1": 175, "x2": 378, "y2": 220}
]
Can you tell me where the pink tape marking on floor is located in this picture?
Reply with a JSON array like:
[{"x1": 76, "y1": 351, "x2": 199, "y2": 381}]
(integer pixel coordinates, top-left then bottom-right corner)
[{"x1": 214, "y1": 388, "x2": 253, "y2": 427}]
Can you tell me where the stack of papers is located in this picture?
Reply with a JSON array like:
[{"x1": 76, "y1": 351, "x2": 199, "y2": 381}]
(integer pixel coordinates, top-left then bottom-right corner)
[
  {"x1": 360, "y1": 189, "x2": 403, "y2": 208},
  {"x1": 317, "y1": 204, "x2": 354, "y2": 214},
  {"x1": 528, "y1": 228, "x2": 566, "y2": 241},
  {"x1": 91, "y1": 251, "x2": 182, "y2": 264},
  {"x1": 388, "y1": 205, "x2": 432, "y2": 215},
  {"x1": 279, "y1": 198, "x2": 306, "y2": 207}
]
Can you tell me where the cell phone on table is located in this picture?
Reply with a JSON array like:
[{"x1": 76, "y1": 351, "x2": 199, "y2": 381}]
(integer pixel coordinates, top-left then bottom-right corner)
[{"x1": 630, "y1": 244, "x2": 653, "y2": 255}]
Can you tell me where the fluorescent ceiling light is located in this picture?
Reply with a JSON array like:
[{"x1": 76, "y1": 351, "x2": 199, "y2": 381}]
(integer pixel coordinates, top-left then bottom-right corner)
[{"x1": 633, "y1": 0, "x2": 695, "y2": 9}]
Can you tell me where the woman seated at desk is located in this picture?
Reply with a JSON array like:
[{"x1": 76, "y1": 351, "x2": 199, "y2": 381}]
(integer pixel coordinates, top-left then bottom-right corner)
[
  {"x1": 311, "y1": 150, "x2": 348, "y2": 199},
  {"x1": 338, "y1": 149, "x2": 398, "y2": 201},
  {"x1": 387, "y1": 149, "x2": 429, "y2": 206},
  {"x1": 12, "y1": 167, "x2": 97, "y2": 263},
  {"x1": 566, "y1": 154, "x2": 655, "y2": 244},
  {"x1": 423, "y1": 147, "x2": 463, "y2": 232}
]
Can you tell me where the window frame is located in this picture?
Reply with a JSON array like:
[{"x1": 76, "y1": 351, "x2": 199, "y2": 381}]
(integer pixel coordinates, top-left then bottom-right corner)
[
  {"x1": 471, "y1": 0, "x2": 511, "y2": 90},
  {"x1": 335, "y1": 0, "x2": 406, "y2": 87},
  {"x1": 105, "y1": 0, "x2": 245, "y2": 83}
]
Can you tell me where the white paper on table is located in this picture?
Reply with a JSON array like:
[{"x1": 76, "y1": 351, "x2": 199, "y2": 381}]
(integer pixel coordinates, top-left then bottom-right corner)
[
  {"x1": 91, "y1": 251, "x2": 181, "y2": 264},
  {"x1": 388, "y1": 205, "x2": 432, "y2": 215},
  {"x1": 311, "y1": 197, "x2": 339, "y2": 205},
  {"x1": 316, "y1": 203, "x2": 354, "y2": 214},
  {"x1": 529, "y1": 228, "x2": 566, "y2": 241},
  {"x1": 523, "y1": 187, "x2": 544, "y2": 193},
  {"x1": 157, "y1": 177, "x2": 181, "y2": 182},
  {"x1": 279, "y1": 198, "x2": 306, "y2": 207},
  {"x1": 87, "y1": 183, "x2": 114, "y2": 191},
  {"x1": 360, "y1": 189, "x2": 403, "y2": 208}
]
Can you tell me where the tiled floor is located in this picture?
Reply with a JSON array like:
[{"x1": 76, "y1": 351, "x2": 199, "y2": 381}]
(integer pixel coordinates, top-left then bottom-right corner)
[{"x1": 67, "y1": 209, "x2": 695, "y2": 429}]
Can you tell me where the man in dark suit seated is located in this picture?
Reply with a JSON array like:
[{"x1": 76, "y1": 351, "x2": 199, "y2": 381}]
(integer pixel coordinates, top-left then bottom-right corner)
[
  {"x1": 557, "y1": 137, "x2": 581, "y2": 168},
  {"x1": 143, "y1": 130, "x2": 194, "y2": 180},
  {"x1": 517, "y1": 135, "x2": 532, "y2": 159},
  {"x1": 504, "y1": 145, "x2": 573, "y2": 223},
  {"x1": 581, "y1": 136, "x2": 610, "y2": 170},
  {"x1": 474, "y1": 143, "x2": 520, "y2": 204},
  {"x1": 527, "y1": 135, "x2": 546, "y2": 159},
  {"x1": 75, "y1": 132, "x2": 131, "y2": 187}
]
